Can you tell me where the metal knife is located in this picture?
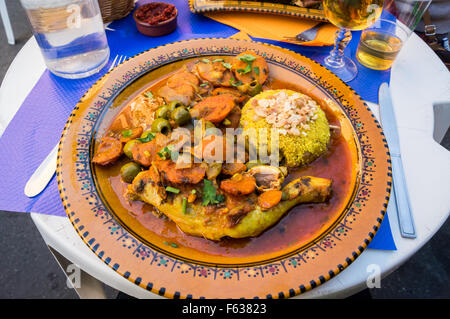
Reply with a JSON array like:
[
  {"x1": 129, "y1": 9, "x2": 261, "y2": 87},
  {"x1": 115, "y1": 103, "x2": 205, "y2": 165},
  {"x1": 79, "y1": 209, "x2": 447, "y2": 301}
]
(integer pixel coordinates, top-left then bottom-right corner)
[
  {"x1": 379, "y1": 82, "x2": 416, "y2": 238},
  {"x1": 24, "y1": 143, "x2": 58, "y2": 198}
]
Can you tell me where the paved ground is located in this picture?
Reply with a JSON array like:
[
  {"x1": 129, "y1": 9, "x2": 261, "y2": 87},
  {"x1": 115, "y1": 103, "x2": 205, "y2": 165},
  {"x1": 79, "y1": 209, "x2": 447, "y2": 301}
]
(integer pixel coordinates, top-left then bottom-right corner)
[{"x1": 0, "y1": 1, "x2": 449, "y2": 299}]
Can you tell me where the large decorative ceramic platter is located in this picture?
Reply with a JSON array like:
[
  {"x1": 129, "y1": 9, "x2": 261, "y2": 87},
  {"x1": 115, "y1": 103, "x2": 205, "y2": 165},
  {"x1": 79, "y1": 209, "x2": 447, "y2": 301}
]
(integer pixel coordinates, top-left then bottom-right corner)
[
  {"x1": 57, "y1": 38, "x2": 391, "y2": 299},
  {"x1": 189, "y1": 0, "x2": 327, "y2": 21}
]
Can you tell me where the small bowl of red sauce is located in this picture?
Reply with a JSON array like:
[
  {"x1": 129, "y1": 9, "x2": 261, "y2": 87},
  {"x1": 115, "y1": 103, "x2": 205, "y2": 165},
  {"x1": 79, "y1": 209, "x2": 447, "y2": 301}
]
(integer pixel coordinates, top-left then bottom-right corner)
[{"x1": 133, "y1": 2, "x2": 178, "y2": 37}]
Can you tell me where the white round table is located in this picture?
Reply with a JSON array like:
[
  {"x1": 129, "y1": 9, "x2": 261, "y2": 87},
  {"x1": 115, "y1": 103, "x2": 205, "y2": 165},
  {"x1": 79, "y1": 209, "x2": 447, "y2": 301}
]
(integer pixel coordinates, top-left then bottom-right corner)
[{"x1": 1, "y1": 34, "x2": 449, "y2": 299}]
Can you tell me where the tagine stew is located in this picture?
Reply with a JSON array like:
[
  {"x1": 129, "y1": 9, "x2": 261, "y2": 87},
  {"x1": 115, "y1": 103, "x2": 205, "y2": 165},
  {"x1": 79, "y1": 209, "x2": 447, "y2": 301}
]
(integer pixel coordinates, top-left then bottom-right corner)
[{"x1": 92, "y1": 52, "x2": 357, "y2": 259}]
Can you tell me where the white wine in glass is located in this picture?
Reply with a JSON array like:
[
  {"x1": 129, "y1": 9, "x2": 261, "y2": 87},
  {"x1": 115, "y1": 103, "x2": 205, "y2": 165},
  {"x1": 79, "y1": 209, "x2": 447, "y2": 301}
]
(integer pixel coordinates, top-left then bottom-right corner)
[{"x1": 322, "y1": 0, "x2": 385, "y2": 82}]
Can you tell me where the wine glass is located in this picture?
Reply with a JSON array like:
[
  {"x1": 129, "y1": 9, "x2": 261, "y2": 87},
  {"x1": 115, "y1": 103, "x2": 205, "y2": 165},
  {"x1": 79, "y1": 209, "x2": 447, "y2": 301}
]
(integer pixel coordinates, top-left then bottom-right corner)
[{"x1": 322, "y1": 0, "x2": 385, "y2": 82}]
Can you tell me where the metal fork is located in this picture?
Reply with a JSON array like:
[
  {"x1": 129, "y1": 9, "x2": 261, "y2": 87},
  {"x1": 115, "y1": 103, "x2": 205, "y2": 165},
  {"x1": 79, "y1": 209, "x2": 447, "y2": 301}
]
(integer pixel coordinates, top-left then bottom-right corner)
[
  {"x1": 283, "y1": 22, "x2": 327, "y2": 43},
  {"x1": 108, "y1": 54, "x2": 127, "y2": 72},
  {"x1": 24, "y1": 54, "x2": 127, "y2": 198}
]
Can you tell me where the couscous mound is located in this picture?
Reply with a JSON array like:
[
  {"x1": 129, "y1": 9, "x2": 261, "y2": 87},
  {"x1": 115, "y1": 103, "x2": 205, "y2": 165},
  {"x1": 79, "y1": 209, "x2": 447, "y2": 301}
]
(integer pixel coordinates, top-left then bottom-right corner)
[{"x1": 240, "y1": 89, "x2": 330, "y2": 167}]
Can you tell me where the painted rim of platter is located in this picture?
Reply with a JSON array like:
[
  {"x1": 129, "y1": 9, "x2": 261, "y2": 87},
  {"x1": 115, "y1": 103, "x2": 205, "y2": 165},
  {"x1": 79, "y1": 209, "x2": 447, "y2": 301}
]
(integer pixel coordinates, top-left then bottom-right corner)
[
  {"x1": 188, "y1": 0, "x2": 328, "y2": 21},
  {"x1": 57, "y1": 38, "x2": 392, "y2": 299}
]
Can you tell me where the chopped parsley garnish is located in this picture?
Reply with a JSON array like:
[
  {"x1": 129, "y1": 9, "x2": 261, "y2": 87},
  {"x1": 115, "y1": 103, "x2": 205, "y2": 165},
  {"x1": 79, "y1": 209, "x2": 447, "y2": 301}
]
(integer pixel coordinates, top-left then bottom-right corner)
[
  {"x1": 144, "y1": 91, "x2": 153, "y2": 99},
  {"x1": 212, "y1": 58, "x2": 224, "y2": 63},
  {"x1": 157, "y1": 146, "x2": 177, "y2": 160},
  {"x1": 121, "y1": 129, "x2": 133, "y2": 138},
  {"x1": 238, "y1": 54, "x2": 256, "y2": 63},
  {"x1": 201, "y1": 58, "x2": 210, "y2": 63},
  {"x1": 237, "y1": 63, "x2": 252, "y2": 74},
  {"x1": 165, "y1": 186, "x2": 180, "y2": 194},
  {"x1": 221, "y1": 62, "x2": 232, "y2": 69},
  {"x1": 229, "y1": 78, "x2": 243, "y2": 87},
  {"x1": 201, "y1": 179, "x2": 225, "y2": 206},
  {"x1": 200, "y1": 83, "x2": 209, "y2": 87},
  {"x1": 137, "y1": 132, "x2": 155, "y2": 143},
  {"x1": 254, "y1": 66, "x2": 260, "y2": 76},
  {"x1": 182, "y1": 197, "x2": 187, "y2": 214}
]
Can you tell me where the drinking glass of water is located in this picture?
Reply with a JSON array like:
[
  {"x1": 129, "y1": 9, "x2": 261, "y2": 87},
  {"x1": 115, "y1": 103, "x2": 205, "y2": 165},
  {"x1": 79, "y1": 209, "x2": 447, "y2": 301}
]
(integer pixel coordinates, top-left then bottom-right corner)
[{"x1": 20, "y1": 0, "x2": 110, "y2": 79}]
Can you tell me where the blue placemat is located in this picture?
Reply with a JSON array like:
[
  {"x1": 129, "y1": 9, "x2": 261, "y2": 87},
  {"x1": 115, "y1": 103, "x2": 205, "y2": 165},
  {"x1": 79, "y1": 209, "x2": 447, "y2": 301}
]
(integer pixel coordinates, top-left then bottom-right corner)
[{"x1": 0, "y1": 0, "x2": 395, "y2": 250}]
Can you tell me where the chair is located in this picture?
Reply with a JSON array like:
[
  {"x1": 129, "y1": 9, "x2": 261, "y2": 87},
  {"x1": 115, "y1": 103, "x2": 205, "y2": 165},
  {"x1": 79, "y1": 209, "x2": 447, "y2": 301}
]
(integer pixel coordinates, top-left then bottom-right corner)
[{"x1": 0, "y1": 0, "x2": 15, "y2": 45}]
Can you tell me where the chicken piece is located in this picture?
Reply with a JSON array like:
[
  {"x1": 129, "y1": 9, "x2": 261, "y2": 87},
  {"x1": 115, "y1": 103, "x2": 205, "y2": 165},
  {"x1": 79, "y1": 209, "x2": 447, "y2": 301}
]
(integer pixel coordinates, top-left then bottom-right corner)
[
  {"x1": 128, "y1": 95, "x2": 164, "y2": 129},
  {"x1": 126, "y1": 165, "x2": 166, "y2": 206},
  {"x1": 92, "y1": 137, "x2": 123, "y2": 166},
  {"x1": 158, "y1": 69, "x2": 200, "y2": 105},
  {"x1": 196, "y1": 59, "x2": 233, "y2": 87},
  {"x1": 127, "y1": 176, "x2": 332, "y2": 240},
  {"x1": 168, "y1": 68, "x2": 199, "y2": 88}
]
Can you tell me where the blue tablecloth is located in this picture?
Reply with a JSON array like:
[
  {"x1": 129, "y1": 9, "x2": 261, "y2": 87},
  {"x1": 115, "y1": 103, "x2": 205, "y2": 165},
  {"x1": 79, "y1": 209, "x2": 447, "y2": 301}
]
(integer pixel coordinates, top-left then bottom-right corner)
[{"x1": 0, "y1": 0, "x2": 395, "y2": 250}]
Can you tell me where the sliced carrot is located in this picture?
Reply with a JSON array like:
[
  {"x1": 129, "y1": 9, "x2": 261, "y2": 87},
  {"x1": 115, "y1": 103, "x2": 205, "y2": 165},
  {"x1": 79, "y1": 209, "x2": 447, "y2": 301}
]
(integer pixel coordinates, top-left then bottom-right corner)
[
  {"x1": 220, "y1": 174, "x2": 256, "y2": 196},
  {"x1": 132, "y1": 133, "x2": 169, "y2": 167},
  {"x1": 92, "y1": 137, "x2": 123, "y2": 166},
  {"x1": 258, "y1": 190, "x2": 283, "y2": 210},
  {"x1": 231, "y1": 51, "x2": 269, "y2": 85},
  {"x1": 155, "y1": 160, "x2": 206, "y2": 184},
  {"x1": 189, "y1": 94, "x2": 236, "y2": 124},
  {"x1": 212, "y1": 87, "x2": 247, "y2": 103},
  {"x1": 119, "y1": 127, "x2": 143, "y2": 143}
]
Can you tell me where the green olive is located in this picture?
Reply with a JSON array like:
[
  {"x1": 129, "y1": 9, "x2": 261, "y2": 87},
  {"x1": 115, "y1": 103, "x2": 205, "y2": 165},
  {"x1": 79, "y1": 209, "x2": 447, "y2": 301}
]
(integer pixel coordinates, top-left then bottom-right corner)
[
  {"x1": 247, "y1": 80, "x2": 262, "y2": 96},
  {"x1": 237, "y1": 80, "x2": 262, "y2": 96},
  {"x1": 168, "y1": 100, "x2": 184, "y2": 112},
  {"x1": 123, "y1": 139, "x2": 141, "y2": 158},
  {"x1": 120, "y1": 162, "x2": 141, "y2": 183},
  {"x1": 171, "y1": 107, "x2": 191, "y2": 126},
  {"x1": 151, "y1": 118, "x2": 171, "y2": 135},
  {"x1": 155, "y1": 105, "x2": 171, "y2": 119},
  {"x1": 140, "y1": 130, "x2": 154, "y2": 140}
]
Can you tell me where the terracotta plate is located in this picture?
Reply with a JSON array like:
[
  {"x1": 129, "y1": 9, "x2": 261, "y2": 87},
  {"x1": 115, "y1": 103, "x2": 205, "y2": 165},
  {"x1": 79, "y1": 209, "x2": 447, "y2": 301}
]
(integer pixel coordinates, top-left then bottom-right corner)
[
  {"x1": 57, "y1": 38, "x2": 391, "y2": 299},
  {"x1": 189, "y1": 0, "x2": 327, "y2": 21}
]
